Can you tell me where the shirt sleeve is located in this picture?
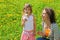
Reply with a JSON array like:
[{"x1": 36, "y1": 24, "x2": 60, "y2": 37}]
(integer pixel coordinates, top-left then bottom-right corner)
[
  {"x1": 54, "y1": 24, "x2": 59, "y2": 40},
  {"x1": 50, "y1": 24, "x2": 59, "y2": 40}
]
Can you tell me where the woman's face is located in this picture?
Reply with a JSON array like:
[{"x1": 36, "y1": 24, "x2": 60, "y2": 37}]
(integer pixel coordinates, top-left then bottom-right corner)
[{"x1": 42, "y1": 9, "x2": 49, "y2": 21}]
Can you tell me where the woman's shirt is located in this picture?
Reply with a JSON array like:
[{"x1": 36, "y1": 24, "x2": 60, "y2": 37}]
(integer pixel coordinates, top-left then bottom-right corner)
[
  {"x1": 42, "y1": 22, "x2": 60, "y2": 40},
  {"x1": 50, "y1": 23, "x2": 60, "y2": 40}
]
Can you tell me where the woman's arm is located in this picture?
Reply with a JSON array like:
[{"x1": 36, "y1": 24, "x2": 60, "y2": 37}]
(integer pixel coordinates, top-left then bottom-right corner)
[
  {"x1": 50, "y1": 24, "x2": 59, "y2": 40},
  {"x1": 37, "y1": 31, "x2": 45, "y2": 36},
  {"x1": 54, "y1": 24, "x2": 59, "y2": 40}
]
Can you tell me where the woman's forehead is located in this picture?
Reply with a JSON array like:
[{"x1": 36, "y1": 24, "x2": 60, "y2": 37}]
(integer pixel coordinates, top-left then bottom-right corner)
[
  {"x1": 43, "y1": 10, "x2": 46, "y2": 13},
  {"x1": 27, "y1": 7, "x2": 31, "y2": 9}
]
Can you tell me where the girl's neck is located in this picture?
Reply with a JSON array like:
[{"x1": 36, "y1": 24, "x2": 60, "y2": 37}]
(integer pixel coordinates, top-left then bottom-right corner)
[
  {"x1": 24, "y1": 13, "x2": 32, "y2": 17},
  {"x1": 27, "y1": 13, "x2": 32, "y2": 16}
]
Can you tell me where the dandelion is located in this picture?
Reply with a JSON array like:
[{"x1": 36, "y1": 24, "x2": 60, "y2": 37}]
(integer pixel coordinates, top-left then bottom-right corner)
[
  {"x1": 0, "y1": 25, "x2": 2, "y2": 29},
  {"x1": 0, "y1": 36, "x2": 1, "y2": 40},
  {"x1": 2, "y1": 18, "x2": 5, "y2": 20},
  {"x1": 59, "y1": 23, "x2": 60, "y2": 25},
  {"x1": 14, "y1": 37, "x2": 16, "y2": 40},
  {"x1": 56, "y1": 10, "x2": 60, "y2": 13},
  {"x1": 16, "y1": 14, "x2": 20, "y2": 16},
  {"x1": 6, "y1": 14, "x2": 13, "y2": 17},
  {"x1": 13, "y1": 20, "x2": 17, "y2": 22},
  {"x1": 42, "y1": 0, "x2": 54, "y2": 3},
  {"x1": 0, "y1": 0, "x2": 4, "y2": 2}
]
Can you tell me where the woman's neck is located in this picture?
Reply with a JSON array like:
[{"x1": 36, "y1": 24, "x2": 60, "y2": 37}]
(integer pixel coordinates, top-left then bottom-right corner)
[{"x1": 45, "y1": 20, "x2": 51, "y2": 28}]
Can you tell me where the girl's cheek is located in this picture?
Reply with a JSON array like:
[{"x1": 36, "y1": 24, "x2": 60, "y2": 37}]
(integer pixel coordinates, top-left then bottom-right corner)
[
  {"x1": 24, "y1": 10, "x2": 26, "y2": 13},
  {"x1": 29, "y1": 11, "x2": 31, "y2": 13},
  {"x1": 24, "y1": 10, "x2": 27, "y2": 13},
  {"x1": 27, "y1": 11, "x2": 30, "y2": 14}
]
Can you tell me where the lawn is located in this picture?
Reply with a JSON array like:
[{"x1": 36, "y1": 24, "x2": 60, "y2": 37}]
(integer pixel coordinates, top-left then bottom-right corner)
[{"x1": 0, "y1": 0, "x2": 60, "y2": 40}]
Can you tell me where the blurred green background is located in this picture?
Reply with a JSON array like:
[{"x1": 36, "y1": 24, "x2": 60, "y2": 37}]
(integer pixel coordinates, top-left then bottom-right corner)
[{"x1": 0, "y1": 0, "x2": 60, "y2": 40}]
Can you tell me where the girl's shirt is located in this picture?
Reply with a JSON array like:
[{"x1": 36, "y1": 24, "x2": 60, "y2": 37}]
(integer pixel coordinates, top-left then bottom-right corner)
[{"x1": 22, "y1": 14, "x2": 34, "y2": 31}]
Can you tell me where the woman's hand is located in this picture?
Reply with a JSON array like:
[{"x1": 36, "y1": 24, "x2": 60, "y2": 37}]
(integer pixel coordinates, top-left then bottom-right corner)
[
  {"x1": 33, "y1": 33, "x2": 36, "y2": 36},
  {"x1": 37, "y1": 31, "x2": 45, "y2": 36},
  {"x1": 37, "y1": 31, "x2": 42, "y2": 35}
]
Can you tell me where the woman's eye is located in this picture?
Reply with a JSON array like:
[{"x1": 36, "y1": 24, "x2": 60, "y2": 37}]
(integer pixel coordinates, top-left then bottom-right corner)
[{"x1": 42, "y1": 14, "x2": 45, "y2": 16}]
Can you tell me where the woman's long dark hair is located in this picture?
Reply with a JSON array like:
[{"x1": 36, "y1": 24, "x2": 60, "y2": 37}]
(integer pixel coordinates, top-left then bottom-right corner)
[{"x1": 44, "y1": 8, "x2": 56, "y2": 23}]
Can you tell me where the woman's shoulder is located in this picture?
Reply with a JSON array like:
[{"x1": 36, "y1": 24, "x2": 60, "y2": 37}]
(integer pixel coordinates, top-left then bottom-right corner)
[
  {"x1": 51, "y1": 23, "x2": 57, "y2": 26},
  {"x1": 51, "y1": 23, "x2": 58, "y2": 29}
]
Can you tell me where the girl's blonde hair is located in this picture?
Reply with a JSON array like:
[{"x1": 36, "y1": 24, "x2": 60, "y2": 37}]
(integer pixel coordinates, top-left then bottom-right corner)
[{"x1": 22, "y1": 3, "x2": 32, "y2": 15}]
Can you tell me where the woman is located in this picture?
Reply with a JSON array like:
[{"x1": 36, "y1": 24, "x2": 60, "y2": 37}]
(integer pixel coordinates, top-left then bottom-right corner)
[{"x1": 37, "y1": 8, "x2": 59, "y2": 40}]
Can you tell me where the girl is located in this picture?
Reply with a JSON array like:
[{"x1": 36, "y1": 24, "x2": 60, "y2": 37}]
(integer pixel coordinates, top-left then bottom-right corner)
[
  {"x1": 37, "y1": 8, "x2": 60, "y2": 40},
  {"x1": 21, "y1": 3, "x2": 36, "y2": 40}
]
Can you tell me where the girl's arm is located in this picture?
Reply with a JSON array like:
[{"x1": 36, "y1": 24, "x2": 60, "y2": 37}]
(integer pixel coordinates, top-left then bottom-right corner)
[
  {"x1": 21, "y1": 18, "x2": 24, "y2": 27},
  {"x1": 33, "y1": 15, "x2": 36, "y2": 35},
  {"x1": 21, "y1": 16, "x2": 26, "y2": 27}
]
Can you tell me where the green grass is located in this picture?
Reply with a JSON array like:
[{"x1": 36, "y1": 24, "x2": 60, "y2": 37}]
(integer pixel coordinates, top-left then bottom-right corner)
[{"x1": 0, "y1": 0, "x2": 60, "y2": 40}]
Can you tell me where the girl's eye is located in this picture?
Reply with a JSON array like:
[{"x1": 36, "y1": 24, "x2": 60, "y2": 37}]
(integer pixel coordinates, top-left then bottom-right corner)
[
  {"x1": 25, "y1": 9, "x2": 27, "y2": 10},
  {"x1": 24, "y1": 8, "x2": 27, "y2": 10}
]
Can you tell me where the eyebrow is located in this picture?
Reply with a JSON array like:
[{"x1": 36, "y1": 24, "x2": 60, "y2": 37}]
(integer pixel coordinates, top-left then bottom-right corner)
[{"x1": 43, "y1": 13, "x2": 46, "y2": 14}]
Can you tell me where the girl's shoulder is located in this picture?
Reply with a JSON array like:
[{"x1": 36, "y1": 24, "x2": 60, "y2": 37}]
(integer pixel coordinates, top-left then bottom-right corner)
[
  {"x1": 30, "y1": 13, "x2": 34, "y2": 16},
  {"x1": 22, "y1": 15, "x2": 28, "y2": 20},
  {"x1": 31, "y1": 14, "x2": 35, "y2": 18},
  {"x1": 22, "y1": 15, "x2": 25, "y2": 19},
  {"x1": 22, "y1": 15, "x2": 25, "y2": 17}
]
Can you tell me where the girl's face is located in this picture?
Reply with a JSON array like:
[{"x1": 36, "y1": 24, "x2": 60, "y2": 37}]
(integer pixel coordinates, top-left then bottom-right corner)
[
  {"x1": 24, "y1": 7, "x2": 31, "y2": 15},
  {"x1": 42, "y1": 9, "x2": 49, "y2": 21}
]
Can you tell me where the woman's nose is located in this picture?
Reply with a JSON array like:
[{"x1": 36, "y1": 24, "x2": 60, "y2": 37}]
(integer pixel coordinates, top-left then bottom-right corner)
[{"x1": 42, "y1": 14, "x2": 45, "y2": 17}]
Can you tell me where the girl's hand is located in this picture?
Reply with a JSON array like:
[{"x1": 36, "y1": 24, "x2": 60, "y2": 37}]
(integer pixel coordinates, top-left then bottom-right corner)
[
  {"x1": 21, "y1": 16, "x2": 27, "y2": 26},
  {"x1": 24, "y1": 17, "x2": 28, "y2": 22},
  {"x1": 23, "y1": 14, "x2": 28, "y2": 22}
]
